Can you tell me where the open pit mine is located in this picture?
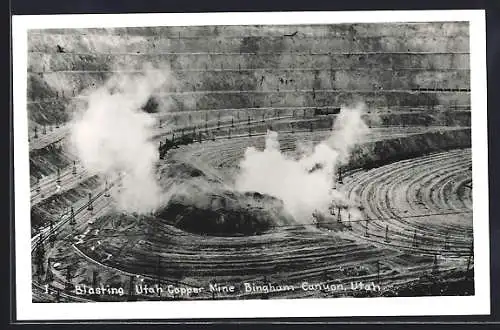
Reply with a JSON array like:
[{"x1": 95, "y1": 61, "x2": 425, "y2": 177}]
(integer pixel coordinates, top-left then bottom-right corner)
[{"x1": 28, "y1": 22, "x2": 474, "y2": 303}]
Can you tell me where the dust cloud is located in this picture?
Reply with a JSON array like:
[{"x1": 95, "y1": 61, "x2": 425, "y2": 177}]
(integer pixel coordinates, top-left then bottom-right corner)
[
  {"x1": 68, "y1": 63, "x2": 175, "y2": 213},
  {"x1": 234, "y1": 103, "x2": 369, "y2": 222}
]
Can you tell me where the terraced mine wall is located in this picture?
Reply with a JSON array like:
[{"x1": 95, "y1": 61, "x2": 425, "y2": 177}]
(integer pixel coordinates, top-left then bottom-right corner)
[
  {"x1": 30, "y1": 176, "x2": 101, "y2": 235},
  {"x1": 195, "y1": 111, "x2": 471, "y2": 138},
  {"x1": 30, "y1": 143, "x2": 73, "y2": 178},
  {"x1": 27, "y1": 22, "x2": 470, "y2": 126},
  {"x1": 348, "y1": 128, "x2": 471, "y2": 170}
]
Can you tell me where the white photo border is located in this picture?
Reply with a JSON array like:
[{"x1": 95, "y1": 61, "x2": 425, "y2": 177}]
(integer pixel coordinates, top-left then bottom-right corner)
[{"x1": 12, "y1": 9, "x2": 490, "y2": 320}]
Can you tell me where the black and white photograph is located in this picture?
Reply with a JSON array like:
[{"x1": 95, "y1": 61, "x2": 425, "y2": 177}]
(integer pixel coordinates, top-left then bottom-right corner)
[{"x1": 12, "y1": 10, "x2": 490, "y2": 320}]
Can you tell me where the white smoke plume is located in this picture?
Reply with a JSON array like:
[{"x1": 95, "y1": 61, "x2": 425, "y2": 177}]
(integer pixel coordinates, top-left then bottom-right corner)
[
  {"x1": 234, "y1": 103, "x2": 369, "y2": 222},
  {"x1": 69, "y1": 63, "x2": 174, "y2": 213}
]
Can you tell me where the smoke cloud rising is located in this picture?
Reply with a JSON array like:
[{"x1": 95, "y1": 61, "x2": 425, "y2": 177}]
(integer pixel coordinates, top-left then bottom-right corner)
[
  {"x1": 234, "y1": 103, "x2": 369, "y2": 222},
  {"x1": 69, "y1": 64, "x2": 174, "y2": 213}
]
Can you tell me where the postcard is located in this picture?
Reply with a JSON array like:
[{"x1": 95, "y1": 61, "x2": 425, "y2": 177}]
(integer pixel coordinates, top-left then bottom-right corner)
[{"x1": 12, "y1": 10, "x2": 490, "y2": 320}]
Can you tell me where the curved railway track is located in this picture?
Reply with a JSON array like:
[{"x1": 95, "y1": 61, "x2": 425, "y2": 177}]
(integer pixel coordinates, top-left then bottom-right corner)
[
  {"x1": 73, "y1": 145, "x2": 472, "y2": 301},
  {"x1": 341, "y1": 149, "x2": 472, "y2": 254},
  {"x1": 30, "y1": 119, "x2": 473, "y2": 302}
]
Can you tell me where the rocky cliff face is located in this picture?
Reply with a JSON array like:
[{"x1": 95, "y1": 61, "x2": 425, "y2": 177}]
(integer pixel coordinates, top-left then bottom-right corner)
[{"x1": 27, "y1": 22, "x2": 470, "y2": 127}]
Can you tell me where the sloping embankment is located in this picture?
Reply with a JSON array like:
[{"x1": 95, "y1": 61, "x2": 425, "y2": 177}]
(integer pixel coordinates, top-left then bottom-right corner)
[{"x1": 348, "y1": 127, "x2": 471, "y2": 170}]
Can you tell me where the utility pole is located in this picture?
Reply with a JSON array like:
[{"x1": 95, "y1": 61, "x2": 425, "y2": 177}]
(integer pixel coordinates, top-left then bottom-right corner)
[
  {"x1": 322, "y1": 270, "x2": 329, "y2": 293},
  {"x1": 72, "y1": 161, "x2": 77, "y2": 175},
  {"x1": 432, "y1": 254, "x2": 439, "y2": 276},
  {"x1": 247, "y1": 115, "x2": 251, "y2": 126},
  {"x1": 329, "y1": 205, "x2": 335, "y2": 216},
  {"x1": 128, "y1": 275, "x2": 135, "y2": 299},
  {"x1": 337, "y1": 207, "x2": 342, "y2": 223},
  {"x1": 65, "y1": 266, "x2": 73, "y2": 292},
  {"x1": 34, "y1": 126, "x2": 38, "y2": 139},
  {"x1": 43, "y1": 125, "x2": 47, "y2": 135},
  {"x1": 413, "y1": 229, "x2": 418, "y2": 247},
  {"x1": 35, "y1": 237, "x2": 45, "y2": 281},
  {"x1": 45, "y1": 258, "x2": 53, "y2": 283},
  {"x1": 92, "y1": 269, "x2": 98, "y2": 287},
  {"x1": 56, "y1": 168, "x2": 61, "y2": 184},
  {"x1": 346, "y1": 212, "x2": 352, "y2": 230},
  {"x1": 156, "y1": 255, "x2": 161, "y2": 297},
  {"x1": 385, "y1": 225, "x2": 390, "y2": 242},
  {"x1": 211, "y1": 279, "x2": 217, "y2": 300},
  {"x1": 87, "y1": 193, "x2": 93, "y2": 211},
  {"x1": 312, "y1": 211, "x2": 320, "y2": 228},
  {"x1": 337, "y1": 167, "x2": 343, "y2": 184},
  {"x1": 70, "y1": 206, "x2": 75, "y2": 226},
  {"x1": 104, "y1": 180, "x2": 110, "y2": 197},
  {"x1": 231, "y1": 117, "x2": 234, "y2": 128},
  {"x1": 49, "y1": 221, "x2": 55, "y2": 247},
  {"x1": 466, "y1": 241, "x2": 474, "y2": 272},
  {"x1": 376, "y1": 260, "x2": 380, "y2": 284},
  {"x1": 262, "y1": 275, "x2": 269, "y2": 299}
]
